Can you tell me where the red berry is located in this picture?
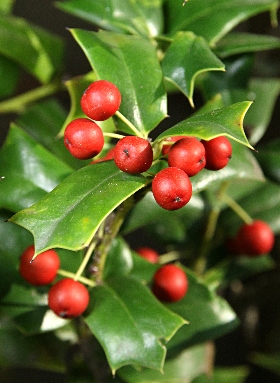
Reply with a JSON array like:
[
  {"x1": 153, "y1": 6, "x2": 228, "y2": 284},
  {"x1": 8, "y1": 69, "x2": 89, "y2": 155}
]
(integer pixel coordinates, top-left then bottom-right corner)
[
  {"x1": 19, "y1": 245, "x2": 60, "y2": 286},
  {"x1": 167, "y1": 137, "x2": 206, "y2": 177},
  {"x1": 136, "y1": 247, "x2": 159, "y2": 263},
  {"x1": 201, "y1": 136, "x2": 232, "y2": 171},
  {"x1": 152, "y1": 167, "x2": 192, "y2": 211},
  {"x1": 48, "y1": 278, "x2": 90, "y2": 318},
  {"x1": 152, "y1": 264, "x2": 188, "y2": 302},
  {"x1": 235, "y1": 220, "x2": 274, "y2": 256},
  {"x1": 114, "y1": 136, "x2": 153, "y2": 174},
  {"x1": 81, "y1": 80, "x2": 121, "y2": 121},
  {"x1": 162, "y1": 136, "x2": 186, "y2": 156},
  {"x1": 64, "y1": 118, "x2": 104, "y2": 160}
]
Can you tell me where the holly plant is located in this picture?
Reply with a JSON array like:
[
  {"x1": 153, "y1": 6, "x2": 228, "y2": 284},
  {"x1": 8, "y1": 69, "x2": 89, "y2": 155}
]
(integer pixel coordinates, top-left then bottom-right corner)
[{"x1": 1, "y1": 1, "x2": 280, "y2": 382}]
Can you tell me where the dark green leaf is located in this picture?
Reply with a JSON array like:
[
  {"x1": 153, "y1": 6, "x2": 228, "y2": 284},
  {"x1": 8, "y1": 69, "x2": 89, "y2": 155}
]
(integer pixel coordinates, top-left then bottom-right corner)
[
  {"x1": 257, "y1": 139, "x2": 280, "y2": 183},
  {"x1": 155, "y1": 101, "x2": 253, "y2": 149},
  {"x1": 118, "y1": 343, "x2": 210, "y2": 383},
  {"x1": 85, "y1": 275, "x2": 186, "y2": 372},
  {"x1": 250, "y1": 352, "x2": 280, "y2": 376},
  {"x1": 166, "y1": 269, "x2": 238, "y2": 350},
  {"x1": 9, "y1": 161, "x2": 148, "y2": 254},
  {"x1": 164, "y1": 0, "x2": 278, "y2": 45},
  {"x1": 193, "y1": 366, "x2": 249, "y2": 383},
  {"x1": 0, "y1": 14, "x2": 64, "y2": 83},
  {"x1": 162, "y1": 32, "x2": 225, "y2": 107},
  {"x1": 0, "y1": 55, "x2": 19, "y2": 99},
  {"x1": 70, "y1": 29, "x2": 167, "y2": 135},
  {"x1": 0, "y1": 124, "x2": 73, "y2": 212},
  {"x1": 215, "y1": 32, "x2": 280, "y2": 58},
  {"x1": 245, "y1": 78, "x2": 280, "y2": 145}
]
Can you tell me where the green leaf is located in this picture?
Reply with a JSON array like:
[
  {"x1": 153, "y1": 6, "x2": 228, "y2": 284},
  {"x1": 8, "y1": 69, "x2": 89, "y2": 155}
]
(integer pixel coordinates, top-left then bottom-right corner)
[
  {"x1": 257, "y1": 139, "x2": 280, "y2": 183},
  {"x1": 9, "y1": 161, "x2": 147, "y2": 254},
  {"x1": 85, "y1": 275, "x2": 186, "y2": 373},
  {"x1": 0, "y1": 0, "x2": 14, "y2": 13},
  {"x1": 245, "y1": 78, "x2": 280, "y2": 145},
  {"x1": 70, "y1": 28, "x2": 167, "y2": 135},
  {"x1": 250, "y1": 352, "x2": 280, "y2": 376},
  {"x1": 0, "y1": 14, "x2": 64, "y2": 83},
  {"x1": 193, "y1": 366, "x2": 249, "y2": 383},
  {"x1": 56, "y1": 0, "x2": 163, "y2": 37},
  {"x1": 164, "y1": 0, "x2": 279, "y2": 45},
  {"x1": 0, "y1": 55, "x2": 20, "y2": 99},
  {"x1": 166, "y1": 269, "x2": 238, "y2": 351},
  {"x1": 155, "y1": 101, "x2": 253, "y2": 149},
  {"x1": 0, "y1": 124, "x2": 73, "y2": 212},
  {"x1": 118, "y1": 343, "x2": 210, "y2": 383},
  {"x1": 162, "y1": 32, "x2": 225, "y2": 107},
  {"x1": 214, "y1": 32, "x2": 280, "y2": 58}
]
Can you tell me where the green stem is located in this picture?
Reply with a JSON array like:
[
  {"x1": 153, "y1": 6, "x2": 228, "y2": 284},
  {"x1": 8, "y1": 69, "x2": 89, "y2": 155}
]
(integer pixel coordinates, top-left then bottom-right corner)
[
  {"x1": 159, "y1": 251, "x2": 180, "y2": 264},
  {"x1": 57, "y1": 269, "x2": 96, "y2": 287},
  {"x1": 103, "y1": 132, "x2": 124, "y2": 140},
  {"x1": 0, "y1": 82, "x2": 63, "y2": 115},
  {"x1": 115, "y1": 111, "x2": 143, "y2": 138},
  {"x1": 222, "y1": 194, "x2": 253, "y2": 225},
  {"x1": 74, "y1": 240, "x2": 97, "y2": 282},
  {"x1": 92, "y1": 196, "x2": 136, "y2": 283}
]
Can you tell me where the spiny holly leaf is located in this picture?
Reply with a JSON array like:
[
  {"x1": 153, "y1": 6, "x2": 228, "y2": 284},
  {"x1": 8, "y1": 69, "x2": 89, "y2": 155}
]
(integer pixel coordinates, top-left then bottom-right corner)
[
  {"x1": 0, "y1": 124, "x2": 73, "y2": 212},
  {"x1": 9, "y1": 161, "x2": 148, "y2": 255},
  {"x1": 85, "y1": 275, "x2": 186, "y2": 373},
  {"x1": 0, "y1": 13, "x2": 64, "y2": 83},
  {"x1": 70, "y1": 28, "x2": 167, "y2": 135},
  {"x1": 155, "y1": 101, "x2": 253, "y2": 149},
  {"x1": 162, "y1": 32, "x2": 225, "y2": 107},
  {"x1": 164, "y1": 0, "x2": 279, "y2": 46},
  {"x1": 56, "y1": 0, "x2": 163, "y2": 37},
  {"x1": 214, "y1": 32, "x2": 280, "y2": 58}
]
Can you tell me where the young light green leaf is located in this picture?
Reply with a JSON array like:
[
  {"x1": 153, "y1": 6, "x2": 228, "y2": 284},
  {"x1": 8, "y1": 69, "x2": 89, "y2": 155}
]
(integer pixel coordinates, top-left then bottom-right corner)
[
  {"x1": 164, "y1": 0, "x2": 279, "y2": 45},
  {"x1": 162, "y1": 32, "x2": 225, "y2": 107},
  {"x1": 155, "y1": 101, "x2": 253, "y2": 149},
  {"x1": 9, "y1": 161, "x2": 148, "y2": 254},
  {"x1": 70, "y1": 28, "x2": 167, "y2": 135},
  {"x1": 0, "y1": 14, "x2": 64, "y2": 83},
  {"x1": 85, "y1": 275, "x2": 186, "y2": 373},
  {"x1": 0, "y1": 124, "x2": 73, "y2": 212}
]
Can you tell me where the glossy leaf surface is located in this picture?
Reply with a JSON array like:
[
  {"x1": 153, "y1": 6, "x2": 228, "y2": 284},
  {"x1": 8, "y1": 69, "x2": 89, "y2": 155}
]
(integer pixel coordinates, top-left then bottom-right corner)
[
  {"x1": 0, "y1": 124, "x2": 73, "y2": 212},
  {"x1": 85, "y1": 275, "x2": 186, "y2": 372},
  {"x1": 10, "y1": 161, "x2": 148, "y2": 254},
  {"x1": 71, "y1": 28, "x2": 167, "y2": 135},
  {"x1": 164, "y1": 0, "x2": 279, "y2": 45},
  {"x1": 0, "y1": 55, "x2": 19, "y2": 99},
  {"x1": 215, "y1": 32, "x2": 280, "y2": 58},
  {"x1": 0, "y1": 14, "x2": 64, "y2": 82},
  {"x1": 155, "y1": 101, "x2": 253, "y2": 148},
  {"x1": 162, "y1": 32, "x2": 225, "y2": 107},
  {"x1": 57, "y1": 0, "x2": 163, "y2": 37}
]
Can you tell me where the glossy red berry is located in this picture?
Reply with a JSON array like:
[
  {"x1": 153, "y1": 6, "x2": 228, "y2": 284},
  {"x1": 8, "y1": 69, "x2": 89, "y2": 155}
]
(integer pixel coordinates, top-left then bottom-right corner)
[
  {"x1": 114, "y1": 136, "x2": 153, "y2": 174},
  {"x1": 48, "y1": 278, "x2": 90, "y2": 318},
  {"x1": 81, "y1": 80, "x2": 121, "y2": 121},
  {"x1": 201, "y1": 136, "x2": 232, "y2": 170},
  {"x1": 235, "y1": 220, "x2": 274, "y2": 256},
  {"x1": 167, "y1": 137, "x2": 206, "y2": 176},
  {"x1": 152, "y1": 264, "x2": 188, "y2": 302},
  {"x1": 136, "y1": 247, "x2": 159, "y2": 263},
  {"x1": 19, "y1": 245, "x2": 60, "y2": 286},
  {"x1": 152, "y1": 167, "x2": 192, "y2": 210},
  {"x1": 64, "y1": 118, "x2": 104, "y2": 160},
  {"x1": 161, "y1": 136, "x2": 186, "y2": 156}
]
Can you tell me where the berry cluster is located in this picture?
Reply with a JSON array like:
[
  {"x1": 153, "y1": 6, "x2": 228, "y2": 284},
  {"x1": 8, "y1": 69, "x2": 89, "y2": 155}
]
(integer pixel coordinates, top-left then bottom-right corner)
[
  {"x1": 19, "y1": 245, "x2": 89, "y2": 318},
  {"x1": 64, "y1": 80, "x2": 233, "y2": 212}
]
